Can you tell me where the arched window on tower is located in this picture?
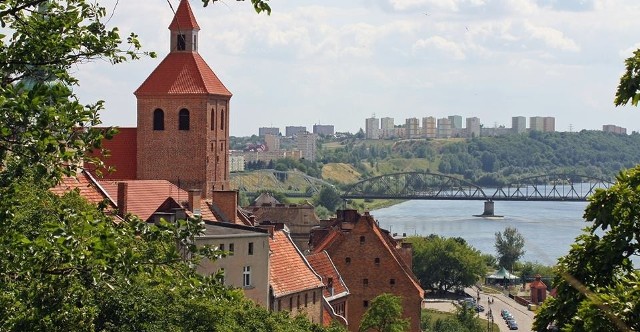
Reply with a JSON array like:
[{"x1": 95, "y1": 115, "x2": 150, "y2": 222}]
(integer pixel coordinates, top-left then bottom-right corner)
[
  {"x1": 177, "y1": 34, "x2": 186, "y2": 51},
  {"x1": 179, "y1": 108, "x2": 190, "y2": 130},
  {"x1": 220, "y1": 109, "x2": 225, "y2": 131},
  {"x1": 153, "y1": 108, "x2": 164, "y2": 131},
  {"x1": 210, "y1": 109, "x2": 215, "y2": 130}
]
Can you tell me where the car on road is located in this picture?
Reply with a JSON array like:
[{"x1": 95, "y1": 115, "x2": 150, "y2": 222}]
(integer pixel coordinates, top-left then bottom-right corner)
[{"x1": 508, "y1": 320, "x2": 519, "y2": 330}]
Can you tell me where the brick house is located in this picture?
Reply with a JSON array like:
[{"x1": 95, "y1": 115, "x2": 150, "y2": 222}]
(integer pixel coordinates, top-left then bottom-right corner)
[
  {"x1": 310, "y1": 210, "x2": 424, "y2": 332},
  {"x1": 306, "y1": 250, "x2": 350, "y2": 328}
]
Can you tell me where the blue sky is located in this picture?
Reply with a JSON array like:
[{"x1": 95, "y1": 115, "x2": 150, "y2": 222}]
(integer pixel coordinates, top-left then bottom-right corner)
[{"x1": 75, "y1": 0, "x2": 640, "y2": 137}]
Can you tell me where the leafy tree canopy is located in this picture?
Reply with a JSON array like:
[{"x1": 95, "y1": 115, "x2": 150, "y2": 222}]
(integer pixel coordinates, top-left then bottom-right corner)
[
  {"x1": 494, "y1": 227, "x2": 525, "y2": 271},
  {"x1": 359, "y1": 293, "x2": 409, "y2": 332}
]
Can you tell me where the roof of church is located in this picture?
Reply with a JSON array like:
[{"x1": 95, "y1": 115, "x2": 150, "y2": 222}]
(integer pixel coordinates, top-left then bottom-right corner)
[
  {"x1": 169, "y1": 0, "x2": 200, "y2": 31},
  {"x1": 87, "y1": 127, "x2": 137, "y2": 180},
  {"x1": 134, "y1": 52, "x2": 232, "y2": 97}
]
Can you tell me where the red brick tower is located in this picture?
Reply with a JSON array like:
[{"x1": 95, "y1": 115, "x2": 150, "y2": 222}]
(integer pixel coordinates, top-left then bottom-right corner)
[{"x1": 134, "y1": 0, "x2": 231, "y2": 197}]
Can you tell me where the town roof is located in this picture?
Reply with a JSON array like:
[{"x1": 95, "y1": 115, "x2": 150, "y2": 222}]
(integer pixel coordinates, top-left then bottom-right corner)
[
  {"x1": 87, "y1": 127, "x2": 137, "y2": 180},
  {"x1": 99, "y1": 179, "x2": 188, "y2": 221},
  {"x1": 306, "y1": 251, "x2": 349, "y2": 300},
  {"x1": 269, "y1": 230, "x2": 324, "y2": 297},
  {"x1": 251, "y1": 203, "x2": 319, "y2": 225},
  {"x1": 51, "y1": 171, "x2": 115, "y2": 208},
  {"x1": 169, "y1": 0, "x2": 200, "y2": 31},
  {"x1": 134, "y1": 52, "x2": 232, "y2": 97}
]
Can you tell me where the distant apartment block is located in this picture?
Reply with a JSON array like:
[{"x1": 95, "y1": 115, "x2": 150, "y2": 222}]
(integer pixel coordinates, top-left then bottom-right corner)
[
  {"x1": 448, "y1": 115, "x2": 463, "y2": 129},
  {"x1": 230, "y1": 150, "x2": 303, "y2": 164},
  {"x1": 543, "y1": 117, "x2": 555, "y2": 132},
  {"x1": 437, "y1": 117, "x2": 452, "y2": 138},
  {"x1": 512, "y1": 116, "x2": 526, "y2": 134},
  {"x1": 312, "y1": 124, "x2": 334, "y2": 136},
  {"x1": 603, "y1": 124, "x2": 627, "y2": 135},
  {"x1": 295, "y1": 132, "x2": 317, "y2": 160},
  {"x1": 466, "y1": 117, "x2": 481, "y2": 138},
  {"x1": 259, "y1": 127, "x2": 280, "y2": 136},
  {"x1": 365, "y1": 117, "x2": 380, "y2": 139},
  {"x1": 380, "y1": 117, "x2": 395, "y2": 138},
  {"x1": 529, "y1": 116, "x2": 544, "y2": 132},
  {"x1": 264, "y1": 134, "x2": 280, "y2": 151},
  {"x1": 285, "y1": 126, "x2": 307, "y2": 137},
  {"x1": 422, "y1": 116, "x2": 436, "y2": 138},
  {"x1": 230, "y1": 155, "x2": 245, "y2": 172},
  {"x1": 406, "y1": 117, "x2": 420, "y2": 138}
]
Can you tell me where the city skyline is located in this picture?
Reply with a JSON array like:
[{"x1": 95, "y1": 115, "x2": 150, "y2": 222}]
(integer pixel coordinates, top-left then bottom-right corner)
[{"x1": 75, "y1": 0, "x2": 640, "y2": 137}]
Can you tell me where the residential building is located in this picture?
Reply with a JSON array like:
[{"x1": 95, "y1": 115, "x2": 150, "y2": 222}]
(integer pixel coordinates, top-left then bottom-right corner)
[
  {"x1": 196, "y1": 222, "x2": 270, "y2": 307},
  {"x1": 422, "y1": 117, "x2": 436, "y2": 138},
  {"x1": 259, "y1": 127, "x2": 280, "y2": 136},
  {"x1": 448, "y1": 115, "x2": 463, "y2": 129},
  {"x1": 530, "y1": 116, "x2": 544, "y2": 132},
  {"x1": 313, "y1": 124, "x2": 335, "y2": 136},
  {"x1": 466, "y1": 117, "x2": 481, "y2": 138},
  {"x1": 437, "y1": 117, "x2": 452, "y2": 138},
  {"x1": 267, "y1": 226, "x2": 325, "y2": 325},
  {"x1": 229, "y1": 155, "x2": 245, "y2": 172},
  {"x1": 603, "y1": 124, "x2": 627, "y2": 135},
  {"x1": 307, "y1": 251, "x2": 350, "y2": 328},
  {"x1": 365, "y1": 117, "x2": 380, "y2": 139},
  {"x1": 286, "y1": 126, "x2": 307, "y2": 137},
  {"x1": 295, "y1": 132, "x2": 317, "y2": 160},
  {"x1": 264, "y1": 133, "x2": 280, "y2": 151},
  {"x1": 512, "y1": 116, "x2": 526, "y2": 134},
  {"x1": 380, "y1": 117, "x2": 395, "y2": 139},
  {"x1": 309, "y1": 210, "x2": 424, "y2": 332},
  {"x1": 543, "y1": 117, "x2": 555, "y2": 132},
  {"x1": 405, "y1": 118, "x2": 420, "y2": 139}
]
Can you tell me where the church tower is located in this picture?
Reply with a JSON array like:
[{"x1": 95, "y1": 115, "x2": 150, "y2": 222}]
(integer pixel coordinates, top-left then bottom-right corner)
[{"x1": 134, "y1": 0, "x2": 231, "y2": 197}]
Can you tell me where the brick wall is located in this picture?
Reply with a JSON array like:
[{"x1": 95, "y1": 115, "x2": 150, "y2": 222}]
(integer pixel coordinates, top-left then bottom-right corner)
[{"x1": 274, "y1": 288, "x2": 324, "y2": 325}]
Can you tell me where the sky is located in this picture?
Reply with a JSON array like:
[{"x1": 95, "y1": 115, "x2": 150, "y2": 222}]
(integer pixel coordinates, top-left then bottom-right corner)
[{"x1": 74, "y1": 0, "x2": 640, "y2": 137}]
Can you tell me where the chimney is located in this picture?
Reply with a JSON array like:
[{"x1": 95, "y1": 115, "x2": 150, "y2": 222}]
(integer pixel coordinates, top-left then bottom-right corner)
[
  {"x1": 117, "y1": 182, "x2": 128, "y2": 218},
  {"x1": 188, "y1": 189, "x2": 201, "y2": 216},
  {"x1": 211, "y1": 190, "x2": 237, "y2": 222}
]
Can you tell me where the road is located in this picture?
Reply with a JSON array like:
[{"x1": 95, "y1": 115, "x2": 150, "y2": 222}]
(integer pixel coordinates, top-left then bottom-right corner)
[{"x1": 423, "y1": 286, "x2": 536, "y2": 332}]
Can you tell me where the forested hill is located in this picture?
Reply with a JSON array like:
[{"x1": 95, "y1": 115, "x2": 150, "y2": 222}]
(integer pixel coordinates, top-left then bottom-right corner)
[{"x1": 318, "y1": 130, "x2": 640, "y2": 186}]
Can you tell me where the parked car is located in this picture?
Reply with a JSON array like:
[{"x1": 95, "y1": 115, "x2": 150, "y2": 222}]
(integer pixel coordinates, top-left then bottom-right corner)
[
  {"x1": 501, "y1": 309, "x2": 510, "y2": 318},
  {"x1": 508, "y1": 321, "x2": 519, "y2": 330}
]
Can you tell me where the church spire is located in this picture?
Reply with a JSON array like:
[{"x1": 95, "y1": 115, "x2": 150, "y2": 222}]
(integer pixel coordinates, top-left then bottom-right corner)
[{"x1": 169, "y1": 0, "x2": 200, "y2": 53}]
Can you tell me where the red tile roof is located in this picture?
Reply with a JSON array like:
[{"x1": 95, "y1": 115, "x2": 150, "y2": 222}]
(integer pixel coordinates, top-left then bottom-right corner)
[
  {"x1": 269, "y1": 230, "x2": 324, "y2": 297},
  {"x1": 51, "y1": 171, "x2": 115, "y2": 208},
  {"x1": 134, "y1": 52, "x2": 232, "y2": 97},
  {"x1": 99, "y1": 180, "x2": 188, "y2": 221},
  {"x1": 169, "y1": 0, "x2": 200, "y2": 31},
  {"x1": 87, "y1": 127, "x2": 137, "y2": 180},
  {"x1": 306, "y1": 251, "x2": 349, "y2": 299}
]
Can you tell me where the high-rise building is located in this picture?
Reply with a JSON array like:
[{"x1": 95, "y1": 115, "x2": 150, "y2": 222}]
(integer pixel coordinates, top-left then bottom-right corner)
[
  {"x1": 259, "y1": 127, "x2": 280, "y2": 136},
  {"x1": 295, "y1": 132, "x2": 317, "y2": 160},
  {"x1": 437, "y1": 118, "x2": 452, "y2": 138},
  {"x1": 285, "y1": 126, "x2": 307, "y2": 137},
  {"x1": 312, "y1": 124, "x2": 334, "y2": 136},
  {"x1": 603, "y1": 124, "x2": 627, "y2": 135},
  {"x1": 512, "y1": 116, "x2": 526, "y2": 134},
  {"x1": 380, "y1": 117, "x2": 395, "y2": 139},
  {"x1": 264, "y1": 134, "x2": 280, "y2": 151},
  {"x1": 529, "y1": 116, "x2": 544, "y2": 132},
  {"x1": 365, "y1": 116, "x2": 380, "y2": 139},
  {"x1": 466, "y1": 117, "x2": 481, "y2": 138},
  {"x1": 422, "y1": 117, "x2": 436, "y2": 138},
  {"x1": 448, "y1": 115, "x2": 463, "y2": 129},
  {"x1": 543, "y1": 117, "x2": 555, "y2": 132},
  {"x1": 405, "y1": 117, "x2": 420, "y2": 138}
]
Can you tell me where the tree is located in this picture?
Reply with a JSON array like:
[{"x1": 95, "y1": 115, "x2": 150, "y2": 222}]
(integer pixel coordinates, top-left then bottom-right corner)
[
  {"x1": 614, "y1": 49, "x2": 640, "y2": 106},
  {"x1": 533, "y1": 166, "x2": 640, "y2": 331},
  {"x1": 359, "y1": 293, "x2": 409, "y2": 332},
  {"x1": 315, "y1": 186, "x2": 343, "y2": 212},
  {"x1": 494, "y1": 227, "x2": 525, "y2": 271},
  {"x1": 410, "y1": 235, "x2": 486, "y2": 293}
]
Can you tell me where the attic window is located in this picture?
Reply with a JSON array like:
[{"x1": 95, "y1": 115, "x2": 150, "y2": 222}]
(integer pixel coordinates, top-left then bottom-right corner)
[
  {"x1": 363, "y1": 300, "x2": 369, "y2": 308},
  {"x1": 390, "y1": 278, "x2": 396, "y2": 285},
  {"x1": 177, "y1": 34, "x2": 186, "y2": 50},
  {"x1": 345, "y1": 257, "x2": 351, "y2": 264},
  {"x1": 360, "y1": 236, "x2": 365, "y2": 245},
  {"x1": 374, "y1": 257, "x2": 380, "y2": 266},
  {"x1": 363, "y1": 278, "x2": 368, "y2": 287}
]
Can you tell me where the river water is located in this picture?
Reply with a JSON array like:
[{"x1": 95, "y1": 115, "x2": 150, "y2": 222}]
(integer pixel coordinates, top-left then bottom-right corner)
[{"x1": 372, "y1": 200, "x2": 590, "y2": 266}]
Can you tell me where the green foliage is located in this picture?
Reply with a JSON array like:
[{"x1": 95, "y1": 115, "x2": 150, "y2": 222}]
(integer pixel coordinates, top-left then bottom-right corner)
[
  {"x1": 410, "y1": 235, "x2": 486, "y2": 293},
  {"x1": 533, "y1": 166, "x2": 640, "y2": 331},
  {"x1": 615, "y1": 49, "x2": 640, "y2": 106},
  {"x1": 422, "y1": 307, "x2": 484, "y2": 332},
  {"x1": 494, "y1": 227, "x2": 525, "y2": 271},
  {"x1": 359, "y1": 293, "x2": 409, "y2": 332},
  {"x1": 314, "y1": 186, "x2": 342, "y2": 212},
  {"x1": 201, "y1": 0, "x2": 271, "y2": 14}
]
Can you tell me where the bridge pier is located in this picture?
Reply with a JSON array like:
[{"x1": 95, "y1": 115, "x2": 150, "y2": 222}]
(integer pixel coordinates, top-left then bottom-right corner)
[{"x1": 473, "y1": 201, "x2": 504, "y2": 218}]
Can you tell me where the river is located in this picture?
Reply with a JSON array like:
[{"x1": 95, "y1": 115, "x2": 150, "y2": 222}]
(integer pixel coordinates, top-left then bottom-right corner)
[{"x1": 372, "y1": 200, "x2": 590, "y2": 265}]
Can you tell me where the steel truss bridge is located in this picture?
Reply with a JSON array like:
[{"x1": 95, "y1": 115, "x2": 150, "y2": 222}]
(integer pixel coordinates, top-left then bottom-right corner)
[{"x1": 341, "y1": 172, "x2": 613, "y2": 201}]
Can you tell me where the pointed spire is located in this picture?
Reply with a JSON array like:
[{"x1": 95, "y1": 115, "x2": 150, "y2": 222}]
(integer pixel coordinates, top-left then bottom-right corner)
[{"x1": 169, "y1": 0, "x2": 200, "y2": 31}]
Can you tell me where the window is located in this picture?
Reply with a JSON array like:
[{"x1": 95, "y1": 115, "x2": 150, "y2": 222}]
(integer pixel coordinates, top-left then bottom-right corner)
[
  {"x1": 229, "y1": 243, "x2": 234, "y2": 255},
  {"x1": 278, "y1": 299, "x2": 281, "y2": 311},
  {"x1": 304, "y1": 293, "x2": 308, "y2": 307},
  {"x1": 345, "y1": 257, "x2": 351, "y2": 264},
  {"x1": 248, "y1": 242, "x2": 254, "y2": 255},
  {"x1": 390, "y1": 278, "x2": 396, "y2": 285},
  {"x1": 289, "y1": 297, "x2": 293, "y2": 311},
  {"x1": 210, "y1": 109, "x2": 215, "y2": 130},
  {"x1": 219, "y1": 243, "x2": 224, "y2": 251},
  {"x1": 360, "y1": 236, "x2": 365, "y2": 244},
  {"x1": 363, "y1": 278, "x2": 369, "y2": 287},
  {"x1": 193, "y1": 34, "x2": 197, "y2": 51},
  {"x1": 297, "y1": 294, "x2": 301, "y2": 309},
  {"x1": 243, "y1": 266, "x2": 251, "y2": 287},
  {"x1": 177, "y1": 34, "x2": 186, "y2": 50},
  {"x1": 153, "y1": 108, "x2": 164, "y2": 130},
  {"x1": 178, "y1": 108, "x2": 189, "y2": 130},
  {"x1": 312, "y1": 291, "x2": 316, "y2": 304},
  {"x1": 363, "y1": 300, "x2": 369, "y2": 308},
  {"x1": 220, "y1": 109, "x2": 225, "y2": 130},
  {"x1": 374, "y1": 257, "x2": 380, "y2": 266}
]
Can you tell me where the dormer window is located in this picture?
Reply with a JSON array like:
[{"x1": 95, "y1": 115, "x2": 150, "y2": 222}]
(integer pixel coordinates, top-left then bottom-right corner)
[{"x1": 177, "y1": 34, "x2": 186, "y2": 51}]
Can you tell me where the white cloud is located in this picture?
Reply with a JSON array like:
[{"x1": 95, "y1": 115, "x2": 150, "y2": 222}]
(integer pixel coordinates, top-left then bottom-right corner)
[
  {"x1": 412, "y1": 36, "x2": 466, "y2": 59},
  {"x1": 523, "y1": 21, "x2": 579, "y2": 51}
]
